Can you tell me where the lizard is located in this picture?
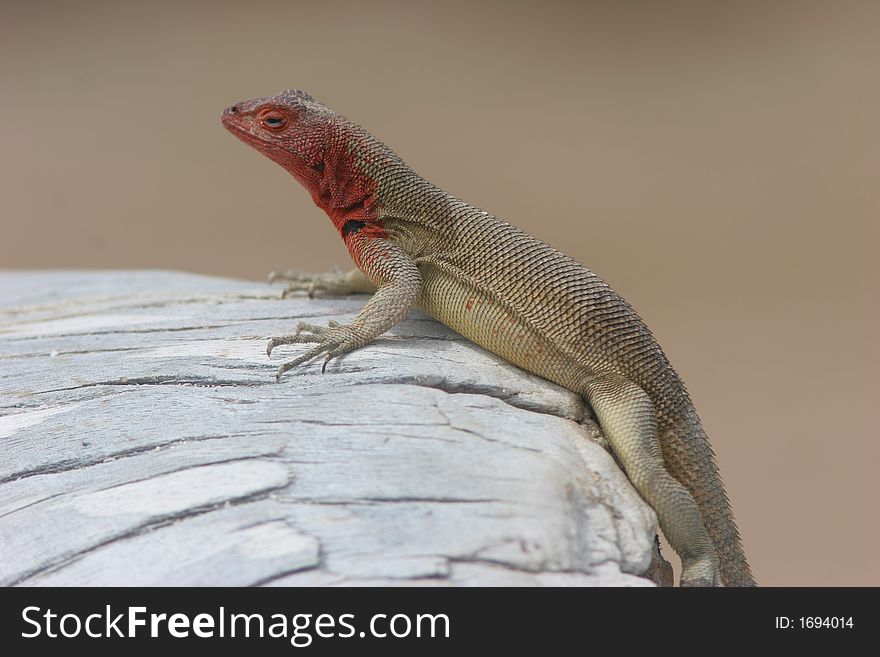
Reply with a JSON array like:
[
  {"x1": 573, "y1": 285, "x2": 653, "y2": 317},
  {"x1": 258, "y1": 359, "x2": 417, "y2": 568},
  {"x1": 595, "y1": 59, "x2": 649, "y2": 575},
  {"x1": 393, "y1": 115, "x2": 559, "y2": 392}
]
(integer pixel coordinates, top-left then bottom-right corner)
[{"x1": 221, "y1": 89, "x2": 755, "y2": 587}]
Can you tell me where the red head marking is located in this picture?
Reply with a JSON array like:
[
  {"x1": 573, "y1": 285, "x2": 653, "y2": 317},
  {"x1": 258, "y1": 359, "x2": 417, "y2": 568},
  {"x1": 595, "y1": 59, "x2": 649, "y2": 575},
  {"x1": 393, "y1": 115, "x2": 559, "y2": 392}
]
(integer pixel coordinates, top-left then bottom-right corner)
[{"x1": 221, "y1": 89, "x2": 384, "y2": 241}]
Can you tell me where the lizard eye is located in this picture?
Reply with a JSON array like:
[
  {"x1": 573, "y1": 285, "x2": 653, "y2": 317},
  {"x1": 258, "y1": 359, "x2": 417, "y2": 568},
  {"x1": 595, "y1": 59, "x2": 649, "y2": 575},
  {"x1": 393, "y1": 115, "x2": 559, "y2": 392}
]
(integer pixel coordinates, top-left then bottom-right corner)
[{"x1": 258, "y1": 109, "x2": 288, "y2": 131}]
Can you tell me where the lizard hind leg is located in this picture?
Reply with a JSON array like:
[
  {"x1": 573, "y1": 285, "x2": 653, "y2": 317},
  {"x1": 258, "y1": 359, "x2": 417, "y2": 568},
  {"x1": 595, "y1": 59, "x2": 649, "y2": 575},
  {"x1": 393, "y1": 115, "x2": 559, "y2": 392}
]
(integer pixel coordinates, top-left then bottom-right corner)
[{"x1": 584, "y1": 375, "x2": 721, "y2": 587}]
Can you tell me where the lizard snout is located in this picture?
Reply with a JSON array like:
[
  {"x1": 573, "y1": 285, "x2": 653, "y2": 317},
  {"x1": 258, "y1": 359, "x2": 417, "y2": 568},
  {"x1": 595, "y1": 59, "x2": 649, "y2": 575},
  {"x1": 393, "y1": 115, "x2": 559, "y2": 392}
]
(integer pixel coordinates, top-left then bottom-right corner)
[{"x1": 221, "y1": 104, "x2": 246, "y2": 130}]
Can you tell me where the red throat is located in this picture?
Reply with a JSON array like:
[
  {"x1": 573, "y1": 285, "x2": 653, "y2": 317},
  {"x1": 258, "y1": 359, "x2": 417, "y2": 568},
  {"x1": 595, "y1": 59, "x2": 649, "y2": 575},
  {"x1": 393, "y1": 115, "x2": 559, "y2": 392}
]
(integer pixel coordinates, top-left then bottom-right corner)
[{"x1": 306, "y1": 145, "x2": 387, "y2": 244}]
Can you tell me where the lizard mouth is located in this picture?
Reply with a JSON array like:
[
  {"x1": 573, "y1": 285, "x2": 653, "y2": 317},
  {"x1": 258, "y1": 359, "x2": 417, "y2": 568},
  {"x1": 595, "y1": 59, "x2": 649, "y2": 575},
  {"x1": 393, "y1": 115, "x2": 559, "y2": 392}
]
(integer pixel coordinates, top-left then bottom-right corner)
[
  {"x1": 221, "y1": 108, "x2": 258, "y2": 140},
  {"x1": 221, "y1": 108, "x2": 317, "y2": 184},
  {"x1": 221, "y1": 110, "x2": 282, "y2": 154}
]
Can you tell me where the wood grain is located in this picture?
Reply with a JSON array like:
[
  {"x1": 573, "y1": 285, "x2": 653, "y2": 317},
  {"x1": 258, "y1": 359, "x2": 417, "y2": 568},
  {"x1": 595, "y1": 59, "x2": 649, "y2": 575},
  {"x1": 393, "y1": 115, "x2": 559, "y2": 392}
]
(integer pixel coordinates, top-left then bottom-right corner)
[{"x1": 0, "y1": 271, "x2": 661, "y2": 586}]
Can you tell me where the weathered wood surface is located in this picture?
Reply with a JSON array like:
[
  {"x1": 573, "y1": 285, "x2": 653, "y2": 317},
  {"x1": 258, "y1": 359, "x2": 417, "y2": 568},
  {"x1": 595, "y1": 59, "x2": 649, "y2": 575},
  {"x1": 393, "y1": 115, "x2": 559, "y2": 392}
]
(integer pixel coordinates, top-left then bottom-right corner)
[{"x1": 0, "y1": 270, "x2": 660, "y2": 586}]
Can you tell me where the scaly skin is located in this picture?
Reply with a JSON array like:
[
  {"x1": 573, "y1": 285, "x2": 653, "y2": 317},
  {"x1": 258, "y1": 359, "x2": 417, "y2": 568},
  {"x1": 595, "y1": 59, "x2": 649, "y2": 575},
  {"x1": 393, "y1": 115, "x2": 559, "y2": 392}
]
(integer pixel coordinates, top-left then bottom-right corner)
[{"x1": 221, "y1": 89, "x2": 755, "y2": 587}]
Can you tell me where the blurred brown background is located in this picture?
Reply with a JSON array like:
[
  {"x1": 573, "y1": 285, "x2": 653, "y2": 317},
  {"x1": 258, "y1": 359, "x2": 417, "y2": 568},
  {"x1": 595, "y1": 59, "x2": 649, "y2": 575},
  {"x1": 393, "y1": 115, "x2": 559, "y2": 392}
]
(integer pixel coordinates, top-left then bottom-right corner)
[{"x1": 2, "y1": 0, "x2": 878, "y2": 586}]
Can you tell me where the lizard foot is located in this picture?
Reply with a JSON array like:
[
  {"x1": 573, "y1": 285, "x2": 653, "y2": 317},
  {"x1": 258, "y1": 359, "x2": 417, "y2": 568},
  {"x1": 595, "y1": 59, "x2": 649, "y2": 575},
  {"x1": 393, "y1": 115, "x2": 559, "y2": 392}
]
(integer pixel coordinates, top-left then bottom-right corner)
[
  {"x1": 268, "y1": 267, "x2": 374, "y2": 299},
  {"x1": 267, "y1": 321, "x2": 360, "y2": 381}
]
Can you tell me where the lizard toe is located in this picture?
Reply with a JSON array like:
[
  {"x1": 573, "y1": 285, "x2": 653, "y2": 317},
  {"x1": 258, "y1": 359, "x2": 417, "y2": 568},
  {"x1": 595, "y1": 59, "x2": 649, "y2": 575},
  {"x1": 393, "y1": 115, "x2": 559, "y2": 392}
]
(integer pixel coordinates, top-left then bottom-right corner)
[
  {"x1": 270, "y1": 321, "x2": 363, "y2": 379},
  {"x1": 274, "y1": 340, "x2": 345, "y2": 380},
  {"x1": 267, "y1": 332, "x2": 325, "y2": 356}
]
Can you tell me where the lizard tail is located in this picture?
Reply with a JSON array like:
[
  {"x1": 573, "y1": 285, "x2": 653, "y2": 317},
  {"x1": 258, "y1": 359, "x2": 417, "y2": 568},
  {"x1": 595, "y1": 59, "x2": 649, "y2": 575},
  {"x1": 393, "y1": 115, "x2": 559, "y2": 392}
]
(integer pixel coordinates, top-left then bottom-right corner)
[{"x1": 660, "y1": 409, "x2": 756, "y2": 587}]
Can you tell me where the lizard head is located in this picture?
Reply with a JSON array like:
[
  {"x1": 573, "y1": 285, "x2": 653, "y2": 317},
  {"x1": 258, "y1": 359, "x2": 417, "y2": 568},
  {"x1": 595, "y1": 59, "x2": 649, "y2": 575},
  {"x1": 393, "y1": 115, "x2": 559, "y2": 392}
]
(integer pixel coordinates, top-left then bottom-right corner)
[
  {"x1": 222, "y1": 90, "x2": 399, "y2": 236},
  {"x1": 221, "y1": 89, "x2": 335, "y2": 192}
]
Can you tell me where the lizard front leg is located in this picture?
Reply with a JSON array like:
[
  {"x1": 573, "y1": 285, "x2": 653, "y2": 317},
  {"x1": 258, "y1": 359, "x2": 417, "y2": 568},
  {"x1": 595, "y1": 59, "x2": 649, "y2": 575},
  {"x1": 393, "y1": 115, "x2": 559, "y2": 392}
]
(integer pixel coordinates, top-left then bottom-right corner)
[
  {"x1": 269, "y1": 267, "x2": 376, "y2": 298},
  {"x1": 267, "y1": 237, "x2": 421, "y2": 381}
]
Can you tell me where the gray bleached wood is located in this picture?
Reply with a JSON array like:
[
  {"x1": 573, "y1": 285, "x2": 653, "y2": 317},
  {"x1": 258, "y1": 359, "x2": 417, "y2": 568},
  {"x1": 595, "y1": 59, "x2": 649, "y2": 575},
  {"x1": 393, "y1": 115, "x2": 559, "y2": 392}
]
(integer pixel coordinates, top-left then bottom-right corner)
[{"x1": 0, "y1": 270, "x2": 665, "y2": 586}]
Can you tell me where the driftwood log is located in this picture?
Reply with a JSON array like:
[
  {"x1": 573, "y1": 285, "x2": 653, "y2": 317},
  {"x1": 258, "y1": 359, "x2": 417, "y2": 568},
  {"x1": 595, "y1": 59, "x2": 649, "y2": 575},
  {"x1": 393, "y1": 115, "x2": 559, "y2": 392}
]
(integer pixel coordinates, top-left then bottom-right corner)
[{"x1": 0, "y1": 270, "x2": 668, "y2": 586}]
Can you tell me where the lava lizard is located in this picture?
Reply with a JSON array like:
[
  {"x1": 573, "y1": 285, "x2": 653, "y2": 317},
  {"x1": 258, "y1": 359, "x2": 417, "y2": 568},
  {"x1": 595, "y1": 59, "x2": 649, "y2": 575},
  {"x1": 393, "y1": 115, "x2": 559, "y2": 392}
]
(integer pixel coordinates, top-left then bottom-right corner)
[{"x1": 221, "y1": 89, "x2": 755, "y2": 587}]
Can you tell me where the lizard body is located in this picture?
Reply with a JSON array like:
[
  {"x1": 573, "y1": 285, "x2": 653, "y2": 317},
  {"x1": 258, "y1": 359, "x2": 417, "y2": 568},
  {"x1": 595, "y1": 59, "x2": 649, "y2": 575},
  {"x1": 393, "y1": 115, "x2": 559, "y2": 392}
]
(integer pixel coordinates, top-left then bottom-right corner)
[{"x1": 222, "y1": 90, "x2": 755, "y2": 587}]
